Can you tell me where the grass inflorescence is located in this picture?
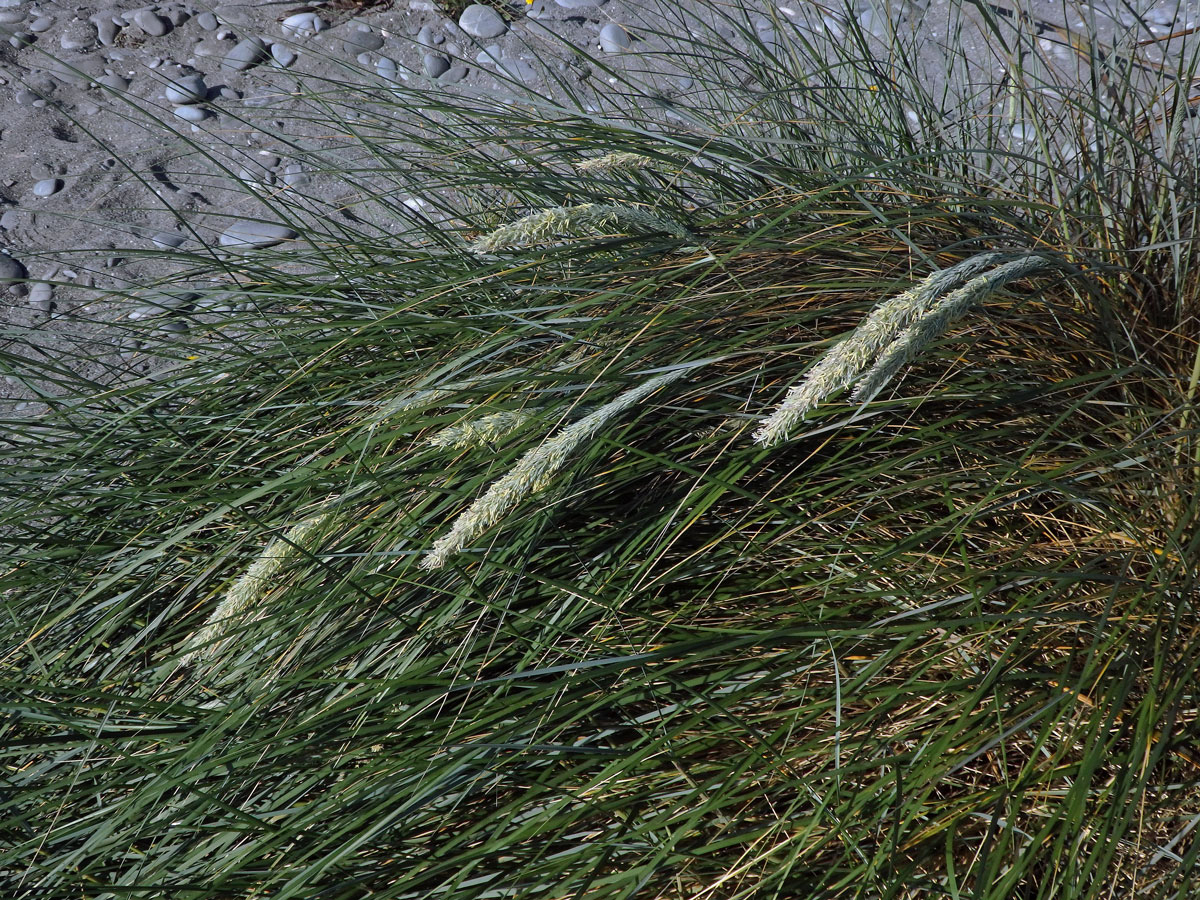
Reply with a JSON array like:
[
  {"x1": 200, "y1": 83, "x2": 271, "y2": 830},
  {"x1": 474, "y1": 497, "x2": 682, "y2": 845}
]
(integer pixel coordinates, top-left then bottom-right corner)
[{"x1": 3, "y1": 1, "x2": 1200, "y2": 898}]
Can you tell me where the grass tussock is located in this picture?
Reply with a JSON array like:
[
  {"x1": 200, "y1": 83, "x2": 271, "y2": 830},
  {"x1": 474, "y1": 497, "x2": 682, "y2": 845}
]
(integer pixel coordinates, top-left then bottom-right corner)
[{"x1": 2, "y1": 1, "x2": 1200, "y2": 897}]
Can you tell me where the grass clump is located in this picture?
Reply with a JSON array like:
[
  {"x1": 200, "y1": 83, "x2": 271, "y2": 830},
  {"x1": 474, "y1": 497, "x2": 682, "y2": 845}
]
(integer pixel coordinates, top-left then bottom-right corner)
[{"x1": 2, "y1": 1, "x2": 1200, "y2": 898}]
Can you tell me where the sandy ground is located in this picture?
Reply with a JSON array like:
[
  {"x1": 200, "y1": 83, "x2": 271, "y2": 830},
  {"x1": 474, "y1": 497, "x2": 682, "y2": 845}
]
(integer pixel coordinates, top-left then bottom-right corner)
[{"x1": 0, "y1": 0, "x2": 1195, "y2": 421}]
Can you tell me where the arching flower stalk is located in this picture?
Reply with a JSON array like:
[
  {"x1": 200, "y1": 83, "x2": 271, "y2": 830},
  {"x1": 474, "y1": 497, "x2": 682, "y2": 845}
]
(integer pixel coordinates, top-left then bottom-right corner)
[
  {"x1": 421, "y1": 366, "x2": 694, "y2": 570},
  {"x1": 753, "y1": 252, "x2": 1053, "y2": 446}
]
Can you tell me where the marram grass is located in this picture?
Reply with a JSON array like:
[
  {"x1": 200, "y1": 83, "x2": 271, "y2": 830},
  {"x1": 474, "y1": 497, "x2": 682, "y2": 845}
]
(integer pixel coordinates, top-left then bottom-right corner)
[
  {"x1": 4, "y1": 1, "x2": 1200, "y2": 898},
  {"x1": 753, "y1": 252, "x2": 1055, "y2": 446},
  {"x1": 421, "y1": 365, "x2": 695, "y2": 570},
  {"x1": 177, "y1": 510, "x2": 335, "y2": 669},
  {"x1": 469, "y1": 201, "x2": 694, "y2": 252}
]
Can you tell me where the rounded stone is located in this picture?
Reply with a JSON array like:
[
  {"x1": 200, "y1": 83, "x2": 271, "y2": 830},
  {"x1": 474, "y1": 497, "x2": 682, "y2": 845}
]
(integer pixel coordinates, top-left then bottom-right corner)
[
  {"x1": 173, "y1": 105, "x2": 210, "y2": 122},
  {"x1": 28, "y1": 282, "x2": 53, "y2": 312},
  {"x1": 133, "y1": 9, "x2": 172, "y2": 37},
  {"x1": 344, "y1": 25, "x2": 384, "y2": 52},
  {"x1": 33, "y1": 178, "x2": 63, "y2": 198},
  {"x1": 271, "y1": 43, "x2": 296, "y2": 66},
  {"x1": 555, "y1": 0, "x2": 604, "y2": 7},
  {"x1": 59, "y1": 20, "x2": 97, "y2": 50},
  {"x1": 218, "y1": 220, "x2": 298, "y2": 250},
  {"x1": 96, "y1": 72, "x2": 131, "y2": 91},
  {"x1": 28, "y1": 16, "x2": 53, "y2": 32},
  {"x1": 151, "y1": 231, "x2": 186, "y2": 249},
  {"x1": 280, "y1": 11, "x2": 325, "y2": 38},
  {"x1": 164, "y1": 73, "x2": 207, "y2": 104},
  {"x1": 195, "y1": 11, "x2": 218, "y2": 30},
  {"x1": 439, "y1": 64, "x2": 468, "y2": 84},
  {"x1": 423, "y1": 52, "x2": 450, "y2": 78},
  {"x1": 0, "y1": 254, "x2": 28, "y2": 285},
  {"x1": 599, "y1": 23, "x2": 630, "y2": 53},
  {"x1": 221, "y1": 37, "x2": 269, "y2": 71},
  {"x1": 459, "y1": 4, "x2": 507, "y2": 39}
]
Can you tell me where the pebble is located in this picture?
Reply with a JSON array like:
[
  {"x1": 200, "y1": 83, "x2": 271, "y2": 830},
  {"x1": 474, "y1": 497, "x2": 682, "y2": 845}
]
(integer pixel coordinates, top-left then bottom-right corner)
[
  {"x1": 0, "y1": 253, "x2": 27, "y2": 286},
  {"x1": 459, "y1": 5, "x2": 507, "y2": 39},
  {"x1": 93, "y1": 15, "x2": 119, "y2": 46},
  {"x1": 476, "y1": 43, "x2": 502, "y2": 66},
  {"x1": 222, "y1": 37, "x2": 269, "y2": 72},
  {"x1": 28, "y1": 282, "x2": 53, "y2": 312},
  {"x1": 0, "y1": 10, "x2": 23, "y2": 24},
  {"x1": 164, "y1": 73, "x2": 207, "y2": 104},
  {"x1": 218, "y1": 220, "x2": 298, "y2": 249},
  {"x1": 375, "y1": 56, "x2": 399, "y2": 81},
  {"x1": 344, "y1": 25, "x2": 384, "y2": 52},
  {"x1": 174, "y1": 105, "x2": 210, "y2": 122},
  {"x1": 280, "y1": 11, "x2": 325, "y2": 38},
  {"x1": 59, "y1": 19, "x2": 96, "y2": 50},
  {"x1": 555, "y1": 0, "x2": 605, "y2": 7},
  {"x1": 281, "y1": 162, "x2": 309, "y2": 187},
  {"x1": 423, "y1": 52, "x2": 450, "y2": 78},
  {"x1": 0, "y1": 210, "x2": 19, "y2": 229},
  {"x1": 152, "y1": 231, "x2": 186, "y2": 249},
  {"x1": 599, "y1": 23, "x2": 631, "y2": 53},
  {"x1": 96, "y1": 72, "x2": 131, "y2": 91},
  {"x1": 439, "y1": 64, "x2": 468, "y2": 84},
  {"x1": 133, "y1": 9, "x2": 172, "y2": 37},
  {"x1": 195, "y1": 11, "x2": 218, "y2": 31},
  {"x1": 131, "y1": 290, "x2": 198, "y2": 317},
  {"x1": 415, "y1": 24, "x2": 438, "y2": 47},
  {"x1": 162, "y1": 6, "x2": 190, "y2": 27},
  {"x1": 8, "y1": 31, "x2": 36, "y2": 49},
  {"x1": 159, "y1": 320, "x2": 189, "y2": 334},
  {"x1": 271, "y1": 43, "x2": 297, "y2": 66},
  {"x1": 28, "y1": 16, "x2": 53, "y2": 33},
  {"x1": 33, "y1": 178, "x2": 63, "y2": 198}
]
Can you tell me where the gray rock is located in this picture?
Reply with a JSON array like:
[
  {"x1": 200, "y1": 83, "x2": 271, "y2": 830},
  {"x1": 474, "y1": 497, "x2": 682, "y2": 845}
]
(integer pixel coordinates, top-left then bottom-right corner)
[
  {"x1": 0, "y1": 10, "x2": 24, "y2": 24},
  {"x1": 281, "y1": 163, "x2": 309, "y2": 187},
  {"x1": 0, "y1": 253, "x2": 27, "y2": 285},
  {"x1": 8, "y1": 31, "x2": 36, "y2": 48},
  {"x1": 423, "y1": 52, "x2": 450, "y2": 78},
  {"x1": 93, "y1": 15, "x2": 119, "y2": 45},
  {"x1": 28, "y1": 16, "x2": 53, "y2": 33},
  {"x1": 415, "y1": 24, "x2": 437, "y2": 47},
  {"x1": 96, "y1": 72, "x2": 130, "y2": 92},
  {"x1": 476, "y1": 43, "x2": 502, "y2": 66},
  {"x1": 164, "y1": 74, "x2": 207, "y2": 104},
  {"x1": 0, "y1": 210, "x2": 19, "y2": 230},
  {"x1": 555, "y1": 0, "x2": 604, "y2": 7},
  {"x1": 271, "y1": 43, "x2": 296, "y2": 67},
  {"x1": 375, "y1": 56, "x2": 399, "y2": 81},
  {"x1": 173, "y1": 105, "x2": 210, "y2": 122},
  {"x1": 218, "y1": 220, "x2": 298, "y2": 249},
  {"x1": 221, "y1": 37, "x2": 268, "y2": 71},
  {"x1": 439, "y1": 63, "x2": 468, "y2": 84},
  {"x1": 133, "y1": 9, "x2": 172, "y2": 37},
  {"x1": 459, "y1": 5, "x2": 507, "y2": 39},
  {"x1": 28, "y1": 282, "x2": 53, "y2": 312},
  {"x1": 196, "y1": 11, "x2": 218, "y2": 31},
  {"x1": 343, "y1": 25, "x2": 383, "y2": 53},
  {"x1": 32, "y1": 178, "x2": 63, "y2": 198},
  {"x1": 162, "y1": 5, "x2": 190, "y2": 27},
  {"x1": 152, "y1": 231, "x2": 186, "y2": 249},
  {"x1": 280, "y1": 11, "x2": 325, "y2": 37},
  {"x1": 59, "y1": 19, "x2": 96, "y2": 50},
  {"x1": 159, "y1": 320, "x2": 189, "y2": 334},
  {"x1": 131, "y1": 290, "x2": 198, "y2": 317},
  {"x1": 598, "y1": 23, "x2": 630, "y2": 53}
]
